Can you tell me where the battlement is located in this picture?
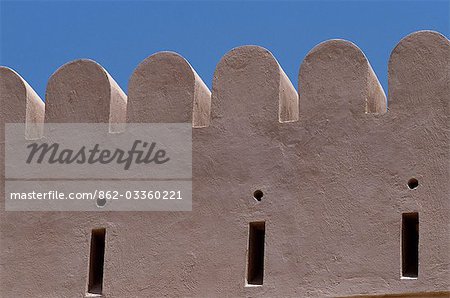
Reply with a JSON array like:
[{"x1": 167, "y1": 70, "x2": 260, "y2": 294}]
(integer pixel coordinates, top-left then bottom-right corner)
[
  {"x1": 3, "y1": 31, "x2": 448, "y2": 132},
  {"x1": 1, "y1": 30, "x2": 449, "y2": 297}
]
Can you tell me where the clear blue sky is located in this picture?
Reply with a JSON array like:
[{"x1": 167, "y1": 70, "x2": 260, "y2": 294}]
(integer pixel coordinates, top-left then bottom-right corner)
[{"x1": 1, "y1": 0, "x2": 449, "y2": 100}]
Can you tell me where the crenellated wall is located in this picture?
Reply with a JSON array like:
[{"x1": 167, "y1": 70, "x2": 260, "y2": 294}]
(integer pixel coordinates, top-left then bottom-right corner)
[{"x1": 0, "y1": 30, "x2": 448, "y2": 297}]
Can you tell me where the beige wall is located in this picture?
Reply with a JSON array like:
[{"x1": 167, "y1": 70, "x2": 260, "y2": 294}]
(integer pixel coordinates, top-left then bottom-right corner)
[{"x1": 0, "y1": 30, "x2": 449, "y2": 297}]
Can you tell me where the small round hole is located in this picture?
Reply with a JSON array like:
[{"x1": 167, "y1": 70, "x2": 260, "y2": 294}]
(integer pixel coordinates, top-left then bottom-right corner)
[
  {"x1": 96, "y1": 197, "x2": 107, "y2": 208},
  {"x1": 253, "y1": 190, "x2": 264, "y2": 201},
  {"x1": 408, "y1": 178, "x2": 419, "y2": 190}
]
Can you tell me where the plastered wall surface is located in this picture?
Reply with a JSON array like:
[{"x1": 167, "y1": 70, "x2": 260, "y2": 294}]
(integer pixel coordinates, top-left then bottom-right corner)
[{"x1": 0, "y1": 30, "x2": 449, "y2": 297}]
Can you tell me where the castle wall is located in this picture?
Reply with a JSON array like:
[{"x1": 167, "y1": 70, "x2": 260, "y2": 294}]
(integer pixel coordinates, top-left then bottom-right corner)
[{"x1": 0, "y1": 30, "x2": 448, "y2": 297}]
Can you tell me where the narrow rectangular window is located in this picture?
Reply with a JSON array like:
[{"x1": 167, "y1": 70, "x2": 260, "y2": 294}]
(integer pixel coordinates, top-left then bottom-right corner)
[
  {"x1": 88, "y1": 228, "x2": 106, "y2": 294},
  {"x1": 402, "y1": 213, "x2": 419, "y2": 278},
  {"x1": 246, "y1": 221, "x2": 265, "y2": 286}
]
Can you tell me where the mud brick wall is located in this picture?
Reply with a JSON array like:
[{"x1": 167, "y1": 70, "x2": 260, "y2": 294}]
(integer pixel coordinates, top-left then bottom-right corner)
[{"x1": 0, "y1": 30, "x2": 448, "y2": 297}]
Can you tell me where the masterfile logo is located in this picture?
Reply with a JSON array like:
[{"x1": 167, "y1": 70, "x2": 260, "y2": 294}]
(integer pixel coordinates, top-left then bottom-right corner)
[{"x1": 26, "y1": 140, "x2": 170, "y2": 170}]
